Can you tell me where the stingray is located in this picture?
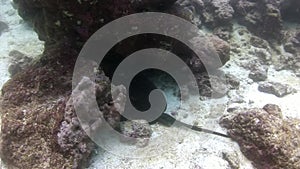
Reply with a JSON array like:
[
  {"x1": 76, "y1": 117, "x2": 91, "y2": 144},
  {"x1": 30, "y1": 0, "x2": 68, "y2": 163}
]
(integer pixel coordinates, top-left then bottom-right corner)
[{"x1": 124, "y1": 70, "x2": 230, "y2": 138}]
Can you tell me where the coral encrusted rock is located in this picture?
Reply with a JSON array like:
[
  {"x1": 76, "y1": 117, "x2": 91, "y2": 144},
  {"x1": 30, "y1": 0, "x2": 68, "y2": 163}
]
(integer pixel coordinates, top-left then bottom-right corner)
[
  {"x1": 1, "y1": 43, "x2": 78, "y2": 168},
  {"x1": 12, "y1": 0, "x2": 177, "y2": 43},
  {"x1": 57, "y1": 75, "x2": 126, "y2": 168},
  {"x1": 1, "y1": 41, "x2": 126, "y2": 168},
  {"x1": 1, "y1": 0, "x2": 233, "y2": 168},
  {"x1": 202, "y1": 0, "x2": 234, "y2": 27},
  {"x1": 233, "y1": 0, "x2": 283, "y2": 42},
  {"x1": 220, "y1": 104, "x2": 300, "y2": 169}
]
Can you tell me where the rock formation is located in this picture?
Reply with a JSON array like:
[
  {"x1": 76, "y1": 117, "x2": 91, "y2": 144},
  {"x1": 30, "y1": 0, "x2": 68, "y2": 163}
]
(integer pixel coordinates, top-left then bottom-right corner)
[
  {"x1": 220, "y1": 104, "x2": 300, "y2": 169},
  {"x1": 1, "y1": 1, "x2": 230, "y2": 168}
]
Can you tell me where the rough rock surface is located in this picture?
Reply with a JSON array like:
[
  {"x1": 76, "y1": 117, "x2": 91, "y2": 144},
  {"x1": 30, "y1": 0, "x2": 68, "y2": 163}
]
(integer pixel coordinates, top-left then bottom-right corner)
[
  {"x1": 119, "y1": 120, "x2": 152, "y2": 147},
  {"x1": 1, "y1": 43, "x2": 78, "y2": 169},
  {"x1": 12, "y1": 0, "x2": 177, "y2": 43},
  {"x1": 102, "y1": 33, "x2": 230, "y2": 79},
  {"x1": 0, "y1": 21, "x2": 9, "y2": 35},
  {"x1": 196, "y1": 73, "x2": 229, "y2": 98},
  {"x1": 222, "y1": 152, "x2": 240, "y2": 169},
  {"x1": 2, "y1": 1, "x2": 230, "y2": 168},
  {"x1": 233, "y1": 0, "x2": 283, "y2": 42},
  {"x1": 213, "y1": 25, "x2": 233, "y2": 41},
  {"x1": 209, "y1": 35, "x2": 231, "y2": 64},
  {"x1": 220, "y1": 104, "x2": 300, "y2": 169},
  {"x1": 202, "y1": 0, "x2": 234, "y2": 27},
  {"x1": 181, "y1": 35, "x2": 230, "y2": 74},
  {"x1": 248, "y1": 65, "x2": 268, "y2": 82},
  {"x1": 282, "y1": 29, "x2": 300, "y2": 74},
  {"x1": 8, "y1": 50, "x2": 33, "y2": 77},
  {"x1": 258, "y1": 81, "x2": 297, "y2": 97},
  {"x1": 5, "y1": 0, "x2": 300, "y2": 168},
  {"x1": 178, "y1": 0, "x2": 298, "y2": 43},
  {"x1": 57, "y1": 75, "x2": 125, "y2": 168},
  {"x1": 169, "y1": 0, "x2": 204, "y2": 27},
  {"x1": 193, "y1": 71, "x2": 239, "y2": 98},
  {"x1": 250, "y1": 36, "x2": 270, "y2": 49},
  {"x1": 1, "y1": 41, "x2": 126, "y2": 168}
]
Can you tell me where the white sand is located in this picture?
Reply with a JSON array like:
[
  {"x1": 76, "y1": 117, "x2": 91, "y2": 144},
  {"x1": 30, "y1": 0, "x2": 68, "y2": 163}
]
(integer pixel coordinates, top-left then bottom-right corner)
[
  {"x1": 0, "y1": 1, "x2": 300, "y2": 169},
  {"x1": 0, "y1": 0, "x2": 44, "y2": 89},
  {"x1": 87, "y1": 23, "x2": 300, "y2": 169}
]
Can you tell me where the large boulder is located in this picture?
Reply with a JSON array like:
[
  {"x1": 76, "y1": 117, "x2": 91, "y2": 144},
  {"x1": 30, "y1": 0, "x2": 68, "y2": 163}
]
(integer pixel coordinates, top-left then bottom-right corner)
[
  {"x1": 220, "y1": 104, "x2": 300, "y2": 169},
  {"x1": 1, "y1": 43, "x2": 126, "y2": 168},
  {"x1": 1, "y1": 44, "x2": 77, "y2": 168}
]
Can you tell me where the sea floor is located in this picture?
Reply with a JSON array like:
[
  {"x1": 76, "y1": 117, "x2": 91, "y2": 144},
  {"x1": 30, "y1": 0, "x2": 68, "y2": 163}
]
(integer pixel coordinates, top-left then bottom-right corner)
[
  {"x1": 86, "y1": 23, "x2": 300, "y2": 169},
  {"x1": 1, "y1": 1, "x2": 300, "y2": 169}
]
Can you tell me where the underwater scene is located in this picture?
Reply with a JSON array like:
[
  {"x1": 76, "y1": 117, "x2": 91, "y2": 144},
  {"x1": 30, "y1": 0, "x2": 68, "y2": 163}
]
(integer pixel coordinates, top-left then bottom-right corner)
[{"x1": 0, "y1": 0, "x2": 300, "y2": 168}]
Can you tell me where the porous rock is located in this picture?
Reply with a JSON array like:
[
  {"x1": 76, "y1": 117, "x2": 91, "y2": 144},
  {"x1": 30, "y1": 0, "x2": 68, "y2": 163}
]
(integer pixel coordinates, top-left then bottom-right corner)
[
  {"x1": 120, "y1": 120, "x2": 152, "y2": 147},
  {"x1": 0, "y1": 0, "x2": 246, "y2": 168},
  {"x1": 202, "y1": 0, "x2": 234, "y2": 27},
  {"x1": 183, "y1": 35, "x2": 230, "y2": 73},
  {"x1": 57, "y1": 75, "x2": 125, "y2": 168},
  {"x1": 8, "y1": 50, "x2": 33, "y2": 77},
  {"x1": 248, "y1": 65, "x2": 268, "y2": 82},
  {"x1": 13, "y1": 0, "x2": 177, "y2": 43},
  {"x1": 220, "y1": 104, "x2": 300, "y2": 169},
  {"x1": 250, "y1": 36, "x2": 270, "y2": 49},
  {"x1": 0, "y1": 21, "x2": 9, "y2": 35},
  {"x1": 213, "y1": 26, "x2": 232, "y2": 41},
  {"x1": 169, "y1": 0, "x2": 204, "y2": 27},
  {"x1": 233, "y1": 0, "x2": 283, "y2": 42},
  {"x1": 1, "y1": 42, "x2": 127, "y2": 169},
  {"x1": 281, "y1": 30, "x2": 300, "y2": 72},
  {"x1": 258, "y1": 81, "x2": 297, "y2": 97},
  {"x1": 195, "y1": 73, "x2": 228, "y2": 98},
  {"x1": 1, "y1": 44, "x2": 78, "y2": 169}
]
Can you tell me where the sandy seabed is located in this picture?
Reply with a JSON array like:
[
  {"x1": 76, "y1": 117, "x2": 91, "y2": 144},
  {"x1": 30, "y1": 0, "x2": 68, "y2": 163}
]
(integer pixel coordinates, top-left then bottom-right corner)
[{"x1": 1, "y1": 0, "x2": 300, "y2": 169}]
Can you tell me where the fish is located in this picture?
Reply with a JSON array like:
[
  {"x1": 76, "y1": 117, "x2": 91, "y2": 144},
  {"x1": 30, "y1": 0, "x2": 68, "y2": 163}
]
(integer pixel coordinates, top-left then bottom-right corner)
[
  {"x1": 151, "y1": 113, "x2": 230, "y2": 138},
  {"x1": 121, "y1": 71, "x2": 230, "y2": 138}
]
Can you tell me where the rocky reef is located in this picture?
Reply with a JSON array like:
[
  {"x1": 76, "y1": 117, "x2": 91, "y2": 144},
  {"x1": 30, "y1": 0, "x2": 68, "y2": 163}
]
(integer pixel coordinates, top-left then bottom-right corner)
[
  {"x1": 1, "y1": 43, "x2": 77, "y2": 168},
  {"x1": 221, "y1": 104, "x2": 300, "y2": 169},
  {"x1": 0, "y1": 42, "x2": 125, "y2": 168},
  {"x1": 1, "y1": 0, "x2": 300, "y2": 168},
  {"x1": 1, "y1": 0, "x2": 230, "y2": 168}
]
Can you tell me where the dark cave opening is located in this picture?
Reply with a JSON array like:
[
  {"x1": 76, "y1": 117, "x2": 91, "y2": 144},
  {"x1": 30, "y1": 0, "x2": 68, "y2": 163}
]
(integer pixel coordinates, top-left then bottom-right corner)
[{"x1": 99, "y1": 33, "x2": 207, "y2": 113}]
